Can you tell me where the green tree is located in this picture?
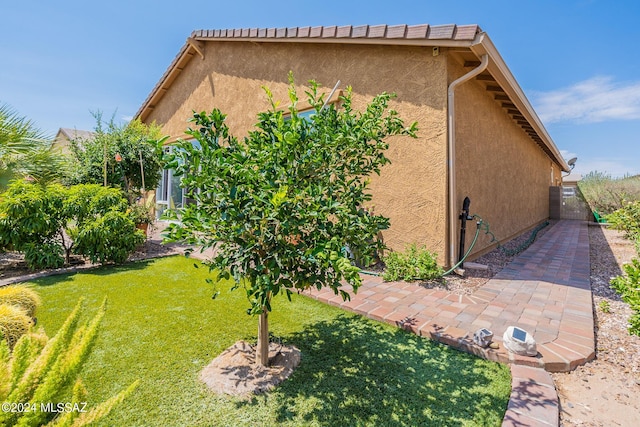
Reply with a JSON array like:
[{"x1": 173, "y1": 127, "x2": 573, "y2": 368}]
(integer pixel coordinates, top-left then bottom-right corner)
[
  {"x1": 164, "y1": 78, "x2": 417, "y2": 365},
  {"x1": 0, "y1": 103, "x2": 66, "y2": 188},
  {"x1": 68, "y1": 112, "x2": 166, "y2": 202},
  {"x1": 0, "y1": 180, "x2": 143, "y2": 268}
]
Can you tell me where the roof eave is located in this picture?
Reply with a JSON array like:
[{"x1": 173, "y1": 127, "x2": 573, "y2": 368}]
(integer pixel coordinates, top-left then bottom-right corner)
[
  {"x1": 134, "y1": 24, "x2": 568, "y2": 172},
  {"x1": 470, "y1": 34, "x2": 569, "y2": 171},
  {"x1": 133, "y1": 24, "x2": 481, "y2": 123},
  {"x1": 134, "y1": 42, "x2": 194, "y2": 123}
]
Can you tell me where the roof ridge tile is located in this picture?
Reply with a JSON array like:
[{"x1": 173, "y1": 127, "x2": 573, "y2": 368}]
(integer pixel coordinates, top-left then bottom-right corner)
[{"x1": 191, "y1": 23, "x2": 481, "y2": 42}]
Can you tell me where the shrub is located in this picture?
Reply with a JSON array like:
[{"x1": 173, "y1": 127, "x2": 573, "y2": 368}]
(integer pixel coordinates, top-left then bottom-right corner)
[
  {"x1": 0, "y1": 304, "x2": 33, "y2": 349},
  {"x1": 610, "y1": 258, "x2": 640, "y2": 336},
  {"x1": 382, "y1": 244, "x2": 443, "y2": 282},
  {"x1": 0, "y1": 180, "x2": 67, "y2": 268},
  {"x1": 73, "y1": 210, "x2": 145, "y2": 264},
  {"x1": 63, "y1": 184, "x2": 129, "y2": 226},
  {"x1": 22, "y1": 241, "x2": 65, "y2": 270},
  {"x1": 0, "y1": 298, "x2": 139, "y2": 427},
  {"x1": 0, "y1": 285, "x2": 41, "y2": 317},
  {"x1": 607, "y1": 200, "x2": 640, "y2": 240},
  {"x1": 0, "y1": 180, "x2": 144, "y2": 268},
  {"x1": 577, "y1": 172, "x2": 640, "y2": 215}
]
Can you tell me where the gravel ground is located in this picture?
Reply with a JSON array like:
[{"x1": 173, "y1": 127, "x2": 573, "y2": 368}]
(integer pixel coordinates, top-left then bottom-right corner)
[
  {"x1": 418, "y1": 220, "x2": 557, "y2": 294},
  {"x1": 552, "y1": 225, "x2": 640, "y2": 427},
  {"x1": 404, "y1": 221, "x2": 640, "y2": 426}
]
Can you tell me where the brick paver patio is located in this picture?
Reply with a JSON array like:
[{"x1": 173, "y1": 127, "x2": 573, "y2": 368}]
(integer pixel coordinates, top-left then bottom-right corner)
[
  {"x1": 306, "y1": 219, "x2": 593, "y2": 373},
  {"x1": 305, "y1": 219, "x2": 593, "y2": 427}
]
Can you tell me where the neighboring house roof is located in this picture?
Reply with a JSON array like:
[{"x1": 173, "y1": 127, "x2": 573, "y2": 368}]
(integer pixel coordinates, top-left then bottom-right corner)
[
  {"x1": 52, "y1": 128, "x2": 95, "y2": 153},
  {"x1": 563, "y1": 173, "x2": 583, "y2": 184},
  {"x1": 55, "y1": 128, "x2": 95, "y2": 142},
  {"x1": 134, "y1": 23, "x2": 569, "y2": 171}
]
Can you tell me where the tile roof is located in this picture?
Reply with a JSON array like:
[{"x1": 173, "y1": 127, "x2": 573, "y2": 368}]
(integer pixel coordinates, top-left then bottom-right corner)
[
  {"x1": 191, "y1": 24, "x2": 481, "y2": 42},
  {"x1": 56, "y1": 128, "x2": 95, "y2": 141},
  {"x1": 136, "y1": 24, "x2": 482, "y2": 124},
  {"x1": 134, "y1": 23, "x2": 568, "y2": 171}
]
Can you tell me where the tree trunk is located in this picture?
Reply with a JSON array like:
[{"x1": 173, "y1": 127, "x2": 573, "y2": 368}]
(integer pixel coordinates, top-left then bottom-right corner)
[{"x1": 256, "y1": 310, "x2": 269, "y2": 366}]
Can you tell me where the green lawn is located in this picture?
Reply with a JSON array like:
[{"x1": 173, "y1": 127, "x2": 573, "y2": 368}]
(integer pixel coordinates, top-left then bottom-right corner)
[{"x1": 29, "y1": 255, "x2": 511, "y2": 426}]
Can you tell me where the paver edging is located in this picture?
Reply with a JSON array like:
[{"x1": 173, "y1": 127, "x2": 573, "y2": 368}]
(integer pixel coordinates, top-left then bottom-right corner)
[{"x1": 502, "y1": 365, "x2": 559, "y2": 426}]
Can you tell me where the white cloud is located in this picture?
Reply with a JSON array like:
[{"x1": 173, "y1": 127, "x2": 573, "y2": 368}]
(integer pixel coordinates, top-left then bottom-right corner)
[
  {"x1": 533, "y1": 76, "x2": 640, "y2": 124},
  {"x1": 121, "y1": 115, "x2": 133, "y2": 123}
]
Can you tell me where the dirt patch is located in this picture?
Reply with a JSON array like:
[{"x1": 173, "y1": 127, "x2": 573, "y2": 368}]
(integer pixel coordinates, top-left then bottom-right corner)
[
  {"x1": 0, "y1": 239, "x2": 179, "y2": 284},
  {"x1": 199, "y1": 340, "x2": 301, "y2": 397}
]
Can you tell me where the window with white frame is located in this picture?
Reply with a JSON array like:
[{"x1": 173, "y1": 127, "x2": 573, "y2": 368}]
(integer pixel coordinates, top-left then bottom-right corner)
[{"x1": 156, "y1": 141, "x2": 200, "y2": 219}]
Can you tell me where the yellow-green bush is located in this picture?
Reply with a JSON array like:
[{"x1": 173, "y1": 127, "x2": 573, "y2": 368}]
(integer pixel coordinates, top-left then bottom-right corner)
[
  {"x1": 0, "y1": 298, "x2": 138, "y2": 427},
  {"x1": 382, "y1": 244, "x2": 443, "y2": 282},
  {"x1": 0, "y1": 285, "x2": 41, "y2": 317},
  {"x1": 0, "y1": 304, "x2": 33, "y2": 349}
]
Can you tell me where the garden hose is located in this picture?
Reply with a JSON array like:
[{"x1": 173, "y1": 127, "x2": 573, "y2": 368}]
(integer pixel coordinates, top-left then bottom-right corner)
[
  {"x1": 473, "y1": 215, "x2": 549, "y2": 257},
  {"x1": 357, "y1": 215, "x2": 549, "y2": 280},
  {"x1": 358, "y1": 220, "x2": 482, "y2": 279},
  {"x1": 441, "y1": 221, "x2": 482, "y2": 276}
]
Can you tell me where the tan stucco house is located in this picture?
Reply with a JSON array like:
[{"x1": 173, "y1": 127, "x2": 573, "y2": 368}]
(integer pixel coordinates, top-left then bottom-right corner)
[
  {"x1": 135, "y1": 23, "x2": 569, "y2": 267},
  {"x1": 51, "y1": 128, "x2": 95, "y2": 155}
]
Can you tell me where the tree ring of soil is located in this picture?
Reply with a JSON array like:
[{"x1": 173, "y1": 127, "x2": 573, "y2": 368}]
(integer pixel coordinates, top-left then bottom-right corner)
[{"x1": 199, "y1": 340, "x2": 300, "y2": 397}]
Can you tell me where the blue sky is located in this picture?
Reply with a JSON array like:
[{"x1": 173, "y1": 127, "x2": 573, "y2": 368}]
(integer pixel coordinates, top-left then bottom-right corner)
[{"x1": 1, "y1": 0, "x2": 639, "y2": 177}]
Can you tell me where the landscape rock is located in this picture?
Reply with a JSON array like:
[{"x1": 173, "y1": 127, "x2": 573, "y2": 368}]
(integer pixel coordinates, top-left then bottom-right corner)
[
  {"x1": 472, "y1": 328, "x2": 494, "y2": 348},
  {"x1": 502, "y1": 326, "x2": 537, "y2": 356}
]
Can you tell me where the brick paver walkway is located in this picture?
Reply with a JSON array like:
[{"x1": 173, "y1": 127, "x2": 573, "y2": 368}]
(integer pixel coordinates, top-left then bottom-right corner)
[
  {"x1": 305, "y1": 219, "x2": 594, "y2": 373},
  {"x1": 304, "y1": 220, "x2": 594, "y2": 427}
]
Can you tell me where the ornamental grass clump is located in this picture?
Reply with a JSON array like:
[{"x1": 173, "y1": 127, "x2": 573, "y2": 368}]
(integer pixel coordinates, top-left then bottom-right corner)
[
  {"x1": 0, "y1": 298, "x2": 139, "y2": 427},
  {"x1": 0, "y1": 285, "x2": 41, "y2": 318},
  {"x1": 0, "y1": 304, "x2": 33, "y2": 350}
]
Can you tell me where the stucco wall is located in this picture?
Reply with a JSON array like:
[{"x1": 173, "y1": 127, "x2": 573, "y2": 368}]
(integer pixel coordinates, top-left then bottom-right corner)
[
  {"x1": 144, "y1": 41, "x2": 449, "y2": 260},
  {"x1": 450, "y1": 56, "x2": 557, "y2": 259}
]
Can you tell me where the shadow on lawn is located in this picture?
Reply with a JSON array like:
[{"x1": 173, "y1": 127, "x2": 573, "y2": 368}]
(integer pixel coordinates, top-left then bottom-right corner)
[
  {"x1": 32, "y1": 257, "x2": 167, "y2": 286},
  {"x1": 239, "y1": 313, "x2": 510, "y2": 426}
]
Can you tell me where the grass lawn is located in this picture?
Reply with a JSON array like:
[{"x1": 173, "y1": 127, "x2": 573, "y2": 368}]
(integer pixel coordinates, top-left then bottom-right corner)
[{"x1": 28, "y1": 255, "x2": 511, "y2": 426}]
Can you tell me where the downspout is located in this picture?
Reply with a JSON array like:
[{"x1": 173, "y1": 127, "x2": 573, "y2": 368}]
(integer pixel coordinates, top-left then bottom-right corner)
[{"x1": 447, "y1": 53, "x2": 488, "y2": 267}]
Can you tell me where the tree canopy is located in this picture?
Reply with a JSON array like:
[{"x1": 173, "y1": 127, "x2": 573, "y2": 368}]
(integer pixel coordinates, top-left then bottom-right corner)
[
  {"x1": 67, "y1": 113, "x2": 165, "y2": 201},
  {"x1": 164, "y1": 77, "x2": 417, "y2": 364}
]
